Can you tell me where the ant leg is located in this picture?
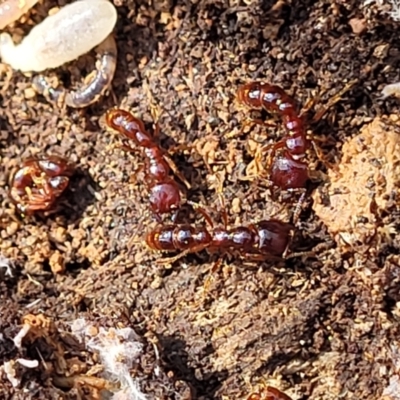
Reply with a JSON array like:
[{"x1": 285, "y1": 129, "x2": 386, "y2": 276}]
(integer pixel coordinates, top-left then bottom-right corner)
[
  {"x1": 266, "y1": 139, "x2": 284, "y2": 159},
  {"x1": 309, "y1": 139, "x2": 336, "y2": 170},
  {"x1": 217, "y1": 178, "x2": 228, "y2": 229},
  {"x1": 202, "y1": 257, "x2": 223, "y2": 298},
  {"x1": 153, "y1": 120, "x2": 193, "y2": 155},
  {"x1": 247, "y1": 118, "x2": 276, "y2": 128},
  {"x1": 167, "y1": 142, "x2": 194, "y2": 154},
  {"x1": 239, "y1": 140, "x2": 277, "y2": 183},
  {"x1": 187, "y1": 200, "x2": 214, "y2": 228},
  {"x1": 225, "y1": 116, "x2": 277, "y2": 140},
  {"x1": 170, "y1": 208, "x2": 181, "y2": 224},
  {"x1": 284, "y1": 250, "x2": 315, "y2": 260},
  {"x1": 263, "y1": 139, "x2": 286, "y2": 176},
  {"x1": 281, "y1": 239, "x2": 292, "y2": 260},
  {"x1": 284, "y1": 241, "x2": 334, "y2": 260},
  {"x1": 239, "y1": 140, "x2": 282, "y2": 187},
  {"x1": 127, "y1": 218, "x2": 146, "y2": 249},
  {"x1": 299, "y1": 92, "x2": 321, "y2": 119},
  {"x1": 280, "y1": 193, "x2": 307, "y2": 259},
  {"x1": 163, "y1": 153, "x2": 192, "y2": 189},
  {"x1": 241, "y1": 253, "x2": 269, "y2": 263},
  {"x1": 155, "y1": 243, "x2": 209, "y2": 265},
  {"x1": 313, "y1": 79, "x2": 358, "y2": 123},
  {"x1": 150, "y1": 122, "x2": 192, "y2": 189},
  {"x1": 238, "y1": 252, "x2": 284, "y2": 265},
  {"x1": 153, "y1": 121, "x2": 160, "y2": 139},
  {"x1": 116, "y1": 142, "x2": 140, "y2": 155}
]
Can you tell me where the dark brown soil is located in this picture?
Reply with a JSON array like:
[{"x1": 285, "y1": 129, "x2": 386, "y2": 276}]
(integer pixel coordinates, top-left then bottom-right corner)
[{"x1": 1, "y1": 0, "x2": 400, "y2": 399}]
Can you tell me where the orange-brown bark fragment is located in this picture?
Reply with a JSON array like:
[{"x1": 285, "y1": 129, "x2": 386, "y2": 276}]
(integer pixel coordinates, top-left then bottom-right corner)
[{"x1": 313, "y1": 116, "x2": 400, "y2": 252}]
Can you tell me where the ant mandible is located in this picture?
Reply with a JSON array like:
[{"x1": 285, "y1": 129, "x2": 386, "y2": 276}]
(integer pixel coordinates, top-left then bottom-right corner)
[
  {"x1": 9, "y1": 155, "x2": 75, "y2": 215},
  {"x1": 105, "y1": 109, "x2": 191, "y2": 220}
]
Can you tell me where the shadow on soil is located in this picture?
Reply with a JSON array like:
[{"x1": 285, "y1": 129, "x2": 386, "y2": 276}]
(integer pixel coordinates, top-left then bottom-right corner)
[{"x1": 157, "y1": 334, "x2": 228, "y2": 400}]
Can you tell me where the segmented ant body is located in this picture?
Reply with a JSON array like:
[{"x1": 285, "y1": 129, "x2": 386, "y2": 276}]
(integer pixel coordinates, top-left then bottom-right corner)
[
  {"x1": 105, "y1": 109, "x2": 189, "y2": 218},
  {"x1": 146, "y1": 201, "x2": 293, "y2": 263},
  {"x1": 9, "y1": 155, "x2": 74, "y2": 215},
  {"x1": 247, "y1": 386, "x2": 293, "y2": 400},
  {"x1": 237, "y1": 82, "x2": 309, "y2": 189}
]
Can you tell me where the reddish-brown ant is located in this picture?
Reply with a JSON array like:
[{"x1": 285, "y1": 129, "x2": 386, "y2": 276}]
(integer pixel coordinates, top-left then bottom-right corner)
[
  {"x1": 9, "y1": 155, "x2": 75, "y2": 215},
  {"x1": 144, "y1": 153, "x2": 314, "y2": 265},
  {"x1": 145, "y1": 164, "x2": 296, "y2": 263},
  {"x1": 105, "y1": 109, "x2": 190, "y2": 220},
  {"x1": 145, "y1": 206, "x2": 293, "y2": 264},
  {"x1": 237, "y1": 82, "x2": 309, "y2": 189},
  {"x1": 247, "y1": 386, "x2": 293, "y2": 400},
  {"x1": 237, "y1": 80, "x2": 357, "y2": 190}
]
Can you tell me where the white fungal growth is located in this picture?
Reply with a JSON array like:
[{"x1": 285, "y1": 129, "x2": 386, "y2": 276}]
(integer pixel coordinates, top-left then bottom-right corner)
[
  {"x1": 70, "y1": 319, "x2": 147, "y2": 400},
  {"x1": 1, "y1": 359, "x2": 39, "y2": 388},
  {"x1": 86, "y1": 326, "x2": 146, "y2": 399},
  {"x1": 12, "y1": 323, "x2": 31, "y2": 349},
  {"x1": 2, "y1": 361, "x2": 20, "y2": 387},
  {"x1": 0, "y1": 0, "x2": 118, "y2": 72},
  {"x1": 0, "y1": 254, "x2": 14, "y2": 277},
  {"x1": 388, "y1": 0, "x2": 400, "y2": 22}
]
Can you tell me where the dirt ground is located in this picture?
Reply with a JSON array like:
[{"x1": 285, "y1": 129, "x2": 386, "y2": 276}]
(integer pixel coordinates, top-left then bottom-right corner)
[{"x1": 1, "y1": 0, "x2": 400, "y2": 399}]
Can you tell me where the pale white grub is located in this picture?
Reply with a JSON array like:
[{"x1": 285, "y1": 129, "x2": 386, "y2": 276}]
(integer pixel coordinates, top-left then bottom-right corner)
[
  {"x1": 32, "y1": 33, "x2": 117, "y2": 108},
  {"x1": 0, "y1": 0, "x2": 118, "y2": 72},
  {"x1": 0, "y1": 0, "x2": 39, "y2": 29}
]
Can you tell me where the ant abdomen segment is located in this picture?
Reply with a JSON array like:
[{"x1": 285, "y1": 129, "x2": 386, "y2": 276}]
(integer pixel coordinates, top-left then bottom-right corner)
[
  {"x1": 148, "y1": 181, "x2": 181, "y2": 215},
  {"x1": 105, "y1": 109, "x2": 152, "y2": 147},
  {"x1": 270, "y1": 152, "x2": 309, "y2": 189},
  {"x1": 145, "y1": 147, "x2": 169, "y2": 180}
]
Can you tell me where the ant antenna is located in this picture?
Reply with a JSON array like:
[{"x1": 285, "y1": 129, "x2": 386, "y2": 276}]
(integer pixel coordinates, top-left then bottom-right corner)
[
  {"x1": 187, "y1": 200, "x2": 214, "y2": 229},
  {"x1": 312, "y1": 79, "x2": 358, "y2": 123}
]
